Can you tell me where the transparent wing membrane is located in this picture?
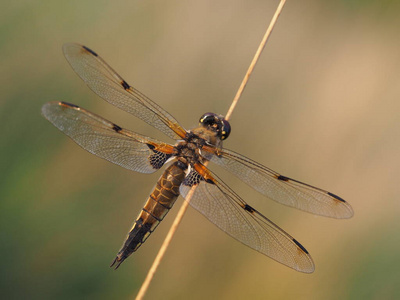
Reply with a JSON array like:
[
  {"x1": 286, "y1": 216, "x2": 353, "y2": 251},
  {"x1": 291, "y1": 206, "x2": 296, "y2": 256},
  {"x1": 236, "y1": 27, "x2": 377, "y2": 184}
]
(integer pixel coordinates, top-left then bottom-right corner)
[
  {"x1": 180, "y1": 167, "x2": 315, "y2": 273},
  {"x1": 210, "y1": 148, "x2": 353, "y2": 219},
  {"x1": 42, "y1": 102, "x2": 173, "y2": 173},
  {"x1": 62, "y1": 43, "x2": 187, "y2": 140}
]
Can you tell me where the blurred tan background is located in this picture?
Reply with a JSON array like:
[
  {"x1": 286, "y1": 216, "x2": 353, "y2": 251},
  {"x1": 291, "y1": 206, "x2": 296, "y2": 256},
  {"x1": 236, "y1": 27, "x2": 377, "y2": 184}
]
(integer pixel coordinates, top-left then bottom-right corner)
[{"x1": 1, "y1": 0, "x2": 400, "y2": 299}]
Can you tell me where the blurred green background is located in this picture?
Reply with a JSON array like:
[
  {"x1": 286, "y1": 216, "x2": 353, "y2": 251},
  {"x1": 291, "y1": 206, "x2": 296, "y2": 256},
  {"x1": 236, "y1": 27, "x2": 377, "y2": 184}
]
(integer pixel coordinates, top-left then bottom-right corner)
[{"x1": 1, "y1": 0, "x2": 400, "y2": 299}]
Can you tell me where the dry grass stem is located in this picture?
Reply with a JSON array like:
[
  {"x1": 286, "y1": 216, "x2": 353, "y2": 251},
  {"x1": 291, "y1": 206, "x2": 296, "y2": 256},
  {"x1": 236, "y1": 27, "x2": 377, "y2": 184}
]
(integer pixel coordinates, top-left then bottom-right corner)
[
  {"x1": 135, "y1": 183, "x2": 196, "y2": 300},
  {"x1": 225, "y1": 0, "x2": 286, "y2": 121},
  {"x1": 136, "y1": 1, "x2": 287, "y2": 299}
]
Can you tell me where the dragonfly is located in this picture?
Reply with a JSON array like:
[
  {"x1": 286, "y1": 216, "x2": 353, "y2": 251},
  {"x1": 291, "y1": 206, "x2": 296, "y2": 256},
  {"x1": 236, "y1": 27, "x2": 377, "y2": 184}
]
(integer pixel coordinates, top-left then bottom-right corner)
[{"x1": 42, "y1": 43, "x2": 353, "y2": 273}]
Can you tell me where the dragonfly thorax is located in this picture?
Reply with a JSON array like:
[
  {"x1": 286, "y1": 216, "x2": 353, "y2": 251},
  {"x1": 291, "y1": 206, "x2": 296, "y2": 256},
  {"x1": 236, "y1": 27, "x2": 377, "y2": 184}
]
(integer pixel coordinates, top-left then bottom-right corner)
[{"x1": 174, "y1": 131, "x2": 209, "y2": 167}]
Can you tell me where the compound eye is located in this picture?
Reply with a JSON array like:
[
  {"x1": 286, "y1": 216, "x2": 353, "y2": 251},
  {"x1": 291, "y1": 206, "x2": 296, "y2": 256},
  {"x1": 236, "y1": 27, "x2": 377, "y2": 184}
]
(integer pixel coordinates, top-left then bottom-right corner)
[
  {"x1": 220, "y1": 119, "x2": 231, "y2": 140},
  {"x1": 199, "y1": 113, "x2": 218, "y2": 126}
]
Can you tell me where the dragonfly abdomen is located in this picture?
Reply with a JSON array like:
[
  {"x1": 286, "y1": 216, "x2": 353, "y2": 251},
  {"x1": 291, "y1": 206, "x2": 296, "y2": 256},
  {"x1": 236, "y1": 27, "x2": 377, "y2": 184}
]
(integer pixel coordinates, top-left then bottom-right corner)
[{"x1": 111, "y1": 162, "x2": 186, "y2": 269}]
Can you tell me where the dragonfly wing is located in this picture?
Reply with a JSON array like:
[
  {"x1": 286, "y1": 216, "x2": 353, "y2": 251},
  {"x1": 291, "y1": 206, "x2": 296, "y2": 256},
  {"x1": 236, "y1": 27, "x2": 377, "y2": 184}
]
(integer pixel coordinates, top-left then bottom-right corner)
[
  {"x1": 208, "y1": 148, "x2": 353, "y2": 219},
  {"x1": 62, "y1": 43, "x2": 187, "y2": 140},
  {"x1": 42, "y1": 101, "x2": 175, "y2": 173},
  {"x1": 179, "y1": 164, "x2": 315, "y2": 273}
]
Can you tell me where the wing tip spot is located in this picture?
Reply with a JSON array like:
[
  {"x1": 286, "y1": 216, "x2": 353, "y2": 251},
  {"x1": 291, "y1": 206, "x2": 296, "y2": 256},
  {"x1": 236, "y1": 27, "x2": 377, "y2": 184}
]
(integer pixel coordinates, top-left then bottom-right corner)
[
  {"x1": 328, "y1": 192, "x2": 346, "y2": 203},
  {"x1": 60, "y1": 101, "x2": 79, "y2": 109},
  {"x1": 277, "y1": 175, "x2": 289, "y2": 181},
  {"x1": 293, "y1": 238, "x2": 309, "y2": 254},
  {"x1": 112, "y1": 124, "x2": 122, "y2": 132},
  {"x1": 82, "y1": 45, "x2": 98, "y2": 57},
  {"x1": 121, "y1": 80, "x2": 130, "y2": 90},
  {"x1": 244, "y1": 204, "x2": 255, "y2": 214}
]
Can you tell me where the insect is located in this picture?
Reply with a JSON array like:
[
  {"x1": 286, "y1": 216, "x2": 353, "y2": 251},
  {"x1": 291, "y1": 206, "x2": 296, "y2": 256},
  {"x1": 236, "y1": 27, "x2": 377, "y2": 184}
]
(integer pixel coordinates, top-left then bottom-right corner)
[{"x1": 42, "y1": 43, "x2": 353, "y2": 273}]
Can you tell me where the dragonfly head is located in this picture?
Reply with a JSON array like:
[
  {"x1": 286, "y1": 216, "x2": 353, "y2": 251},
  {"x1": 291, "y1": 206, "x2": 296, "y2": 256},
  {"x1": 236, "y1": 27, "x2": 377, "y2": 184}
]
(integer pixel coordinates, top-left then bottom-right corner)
[{"x1": 199, "y1": 113, "x2": 231, "y2": 140}]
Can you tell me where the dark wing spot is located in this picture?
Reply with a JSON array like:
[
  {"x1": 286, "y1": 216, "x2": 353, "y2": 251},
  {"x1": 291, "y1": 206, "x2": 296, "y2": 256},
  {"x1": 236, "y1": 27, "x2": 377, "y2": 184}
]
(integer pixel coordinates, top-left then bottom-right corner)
[
  {"x1": 244, "y1": 204, "x2": 255, "y2": 213},
  {"x1": 149, "y1": 151, "x2": 172, "y2": 169},
  {"x1": 82, "y1": 45, "x2": 98, "y2": 57},
  {"x1": 112, "y1": 124, "x2": 122, "y2": 132},
  {"x1": 121, "y1": 80, "x2": 130, "y2": 90},
  {"x1": 183, "y1": 170, "x2": 202, "y2": 187},
  {"x1": 277, "y1": 175, "x2": 289, "y2": 181},
  {"x1": 293, "y1": 238, "x2": 309, "y2": 254},
  {"x1": 205, "y1": 178, "x2": 215, "y2": 184},
  {"x1": 146, "y1": 144, "x2": 172, "y2": 169},
  {"x1": 60, "y1": 101, "x2": 79, "y2": 108},
  {"x1": 328, "y1": 192, "x2": 346, "y2": 203},
  {"x1": 147, "y1": 144, "x2": 156, "y2": 151}
]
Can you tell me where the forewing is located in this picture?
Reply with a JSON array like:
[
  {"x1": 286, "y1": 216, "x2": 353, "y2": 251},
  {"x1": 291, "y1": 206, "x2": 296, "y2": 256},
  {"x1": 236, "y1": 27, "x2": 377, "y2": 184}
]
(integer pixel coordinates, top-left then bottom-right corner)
[
  {"x1": 208, "y1": 148, "x2": 353, "y2": 219},
  {"x1": 179, "y1": 165, "x2": 315, "y2": 273},
  {"x1": 62, "y1": 43, "x2": 187, "y2": 140},
  {"x1": 42, "y1": 101, "x2": 175, "y2": 173}
]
